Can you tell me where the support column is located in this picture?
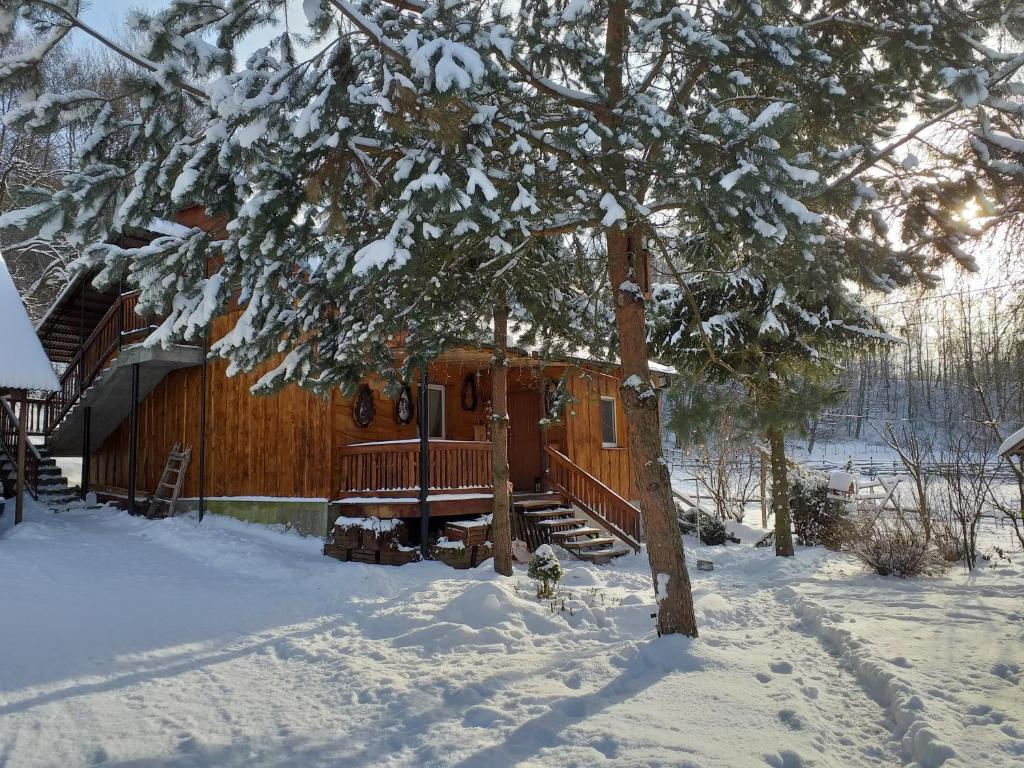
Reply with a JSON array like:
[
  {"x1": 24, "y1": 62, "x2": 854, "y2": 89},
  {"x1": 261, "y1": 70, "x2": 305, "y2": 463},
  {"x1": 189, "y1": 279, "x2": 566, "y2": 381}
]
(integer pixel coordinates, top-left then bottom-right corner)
[
  {"x1": 418, "y1": 362, "x2": 431, "y2": 558},
  {"x1": 198, "y1": 340, "x2": 208, "y2": 523},
  {"x1": 81, "y1": 406, "x2": 91, "y2": 499},
  {"x1": 15, "y1": 390, "x2": 27, "y2": 525},
  {"x1": 127, "y1": 363, "x2": 140, "y2": 515}
]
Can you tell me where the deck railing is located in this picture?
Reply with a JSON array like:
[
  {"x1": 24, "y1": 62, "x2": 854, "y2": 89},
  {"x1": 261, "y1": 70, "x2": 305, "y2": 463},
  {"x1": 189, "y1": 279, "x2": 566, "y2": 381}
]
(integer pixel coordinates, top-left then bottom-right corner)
[
  {"x1": 23, "y1": 398, "x2": 48, "y2": 436},
  {"x1": 44, "y1": 290, "x2": 153, "y2": 434},
  {"x1": 337, "y1": 440, "x2": 493, "y2": 496},
  {"x1": 544, "y1": 446, "x2": 642, "y2": 551},
  {"x1": 1, "y1": 396, "x2": 39, "y2": 498}
]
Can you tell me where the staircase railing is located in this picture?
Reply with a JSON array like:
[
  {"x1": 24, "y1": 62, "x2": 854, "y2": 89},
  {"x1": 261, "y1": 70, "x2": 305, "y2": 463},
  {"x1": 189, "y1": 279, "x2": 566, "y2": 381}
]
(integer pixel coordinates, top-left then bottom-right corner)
[
  {"x1": 44, "y1": 290, "x2": 152, "y2": 434},
  {"x1": 543, "y1": 446, "x2": 642, "y2": 551},
  {"x1": 1, "y1": 396, "x2": 40, "y2": 498},
  {"x1": 337, "y1": 439, "x2": 493, "y2": 496}
]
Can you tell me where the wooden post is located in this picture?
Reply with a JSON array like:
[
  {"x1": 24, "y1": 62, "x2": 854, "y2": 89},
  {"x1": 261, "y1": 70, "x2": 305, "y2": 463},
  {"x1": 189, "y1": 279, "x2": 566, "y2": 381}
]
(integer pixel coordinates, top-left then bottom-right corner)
[
  {"x1": 127, "y1": 363, "x2": 140, "y2": 515},
  {"x1": 418, "y1": 362, "x2": 430, "y2": 557},
  {"x1": 15, "y1": 389, "x2": 27, "y2": 525},
  {"x1": 198, "y1": 337, "x2": 208, "y2": 523},
  {"x1": 491, "y1": 303, "x2": 513, "y2": 576},
  {"x1": 81, "y1": 406, "x2": 91, "y2": 499}
]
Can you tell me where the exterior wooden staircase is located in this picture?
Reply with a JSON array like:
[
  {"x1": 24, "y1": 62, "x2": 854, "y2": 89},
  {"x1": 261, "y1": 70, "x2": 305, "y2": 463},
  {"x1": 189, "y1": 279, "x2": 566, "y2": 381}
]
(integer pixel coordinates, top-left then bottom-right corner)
[{"x1": 513, "y1": 494, "x2": 634, "y2": 564}]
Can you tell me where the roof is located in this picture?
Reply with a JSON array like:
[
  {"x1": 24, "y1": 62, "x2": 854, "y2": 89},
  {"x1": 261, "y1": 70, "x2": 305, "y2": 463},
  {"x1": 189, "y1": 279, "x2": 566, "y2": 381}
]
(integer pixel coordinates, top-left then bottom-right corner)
[
  {"x1": 997, "y1": 425, "x2": 1024, "y2": 458},
  {"x1": 0, "y1": 254, "x2": 60, "y2": 392}
]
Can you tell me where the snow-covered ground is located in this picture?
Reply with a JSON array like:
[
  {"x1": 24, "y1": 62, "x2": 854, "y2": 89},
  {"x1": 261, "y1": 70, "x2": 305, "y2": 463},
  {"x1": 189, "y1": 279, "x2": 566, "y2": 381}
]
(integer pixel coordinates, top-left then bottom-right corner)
[{"x1": 0, "y1": 501, "x2": 1021, "y2": 767}]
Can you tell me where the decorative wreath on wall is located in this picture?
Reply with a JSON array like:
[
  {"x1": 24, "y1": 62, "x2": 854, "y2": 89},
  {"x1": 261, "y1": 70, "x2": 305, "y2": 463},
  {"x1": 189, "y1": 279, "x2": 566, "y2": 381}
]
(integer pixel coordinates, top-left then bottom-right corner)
[
  {"x1": 353, "y1": 384, "x2": 375, "y2": 428},
  {"x1": 394, "y1": 384, "x2": 414, "y2": 425},
  {"x1": 460, "y1": 374, "x2": 478, "y2": 412},
  {"x1": 544, "y1": 378, "x2": 562, "y2": 417}
]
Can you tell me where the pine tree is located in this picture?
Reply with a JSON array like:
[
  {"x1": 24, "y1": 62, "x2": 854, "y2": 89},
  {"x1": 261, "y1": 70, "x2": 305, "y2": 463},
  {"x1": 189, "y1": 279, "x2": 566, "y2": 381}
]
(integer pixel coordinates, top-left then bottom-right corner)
[{"x1": 1, "y1": 0, "x2": 1021, "y2": 636}]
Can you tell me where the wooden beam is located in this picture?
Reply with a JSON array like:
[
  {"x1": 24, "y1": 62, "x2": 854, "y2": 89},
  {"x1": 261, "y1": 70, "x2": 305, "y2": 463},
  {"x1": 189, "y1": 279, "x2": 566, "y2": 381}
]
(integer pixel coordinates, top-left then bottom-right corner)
[{"x1": 15, "y1": 390, "x2": 27, "y2": 525}]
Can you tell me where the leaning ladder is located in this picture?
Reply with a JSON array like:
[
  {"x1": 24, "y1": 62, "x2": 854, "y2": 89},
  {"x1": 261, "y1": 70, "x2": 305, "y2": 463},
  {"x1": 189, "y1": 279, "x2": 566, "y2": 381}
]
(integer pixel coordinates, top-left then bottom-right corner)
[{"x1": 146, "y1": 443, "x2": 192, "y2": 518}]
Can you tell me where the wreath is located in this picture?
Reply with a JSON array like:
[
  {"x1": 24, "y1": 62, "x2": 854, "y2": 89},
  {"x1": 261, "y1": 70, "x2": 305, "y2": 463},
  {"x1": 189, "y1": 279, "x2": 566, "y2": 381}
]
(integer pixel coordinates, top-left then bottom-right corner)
[
  {"x1": 460, "y1": 374, "x2": 478, "y2": 411},
  {"x1": 353, "y1": 384, "x2": 375, "y2": 428},
  {"x1": 544, "y1": 378, "x2": 562, "y2": 417},
  {"x1": 394, "y1": 384, "x2": 414, "y2": 425}
]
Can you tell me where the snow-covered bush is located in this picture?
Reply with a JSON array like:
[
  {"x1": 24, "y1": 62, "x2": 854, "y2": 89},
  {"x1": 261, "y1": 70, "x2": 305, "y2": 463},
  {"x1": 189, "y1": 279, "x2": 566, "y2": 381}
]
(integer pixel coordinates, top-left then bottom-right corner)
[
  {"x1": 677, "y1": 506, "x2": 738, "y2": 546},
  {"x1": 847, "y1": 521, "x2": 945, "y2": 578},
  {"x1": 789, "y1": 466, "x2": 847, "y2": 550},
  {"x1": 528, "y1": 545, "x2": 563, "y2": 599}
]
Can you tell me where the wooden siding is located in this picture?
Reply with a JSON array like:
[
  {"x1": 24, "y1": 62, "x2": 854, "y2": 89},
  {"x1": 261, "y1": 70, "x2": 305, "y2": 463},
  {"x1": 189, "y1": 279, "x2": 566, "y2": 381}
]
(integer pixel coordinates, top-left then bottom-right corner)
[{"x1": 92, "y1": 328, "x2": 640, "y2": 501}]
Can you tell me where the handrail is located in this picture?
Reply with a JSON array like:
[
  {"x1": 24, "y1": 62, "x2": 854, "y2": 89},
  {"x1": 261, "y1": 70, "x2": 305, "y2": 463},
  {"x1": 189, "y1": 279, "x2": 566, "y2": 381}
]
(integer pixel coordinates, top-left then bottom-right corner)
[
  {"x1": 0, "y1": 396, "x2": 39, "y2": 498},
  {"x1": 544, "y1": 446, "x2": 642, "y2": 551},
  {"x1": 43, "y1": 290, "x2": 152, "y2": 434},
  {"x1": 337, "y1": 439, "x2": 493, "y2": 495}
]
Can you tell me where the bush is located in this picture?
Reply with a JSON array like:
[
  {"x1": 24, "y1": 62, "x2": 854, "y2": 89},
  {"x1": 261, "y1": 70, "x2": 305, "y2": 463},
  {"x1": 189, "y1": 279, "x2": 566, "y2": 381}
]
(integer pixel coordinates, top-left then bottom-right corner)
[
  {"x1": 847, "y1": 520, "x2": 945, "y2": 577},
  {"x1": 528, "y1": 544, "x2": 563, "y2": 599},
  {"x1": 789, "y1": 466, "x2": 847, "y2": 550},
  {"x1": 677, "y1": 506, "x2": 739, "y2": 545}
]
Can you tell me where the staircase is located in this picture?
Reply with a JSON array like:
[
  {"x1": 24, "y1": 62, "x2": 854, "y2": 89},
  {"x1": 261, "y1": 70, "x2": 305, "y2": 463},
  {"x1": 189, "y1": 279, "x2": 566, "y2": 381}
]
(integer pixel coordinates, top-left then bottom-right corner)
[
  {"x1": 0, "y1": 444, "x2": 80, "y2": 510},
  {"x1": 513, "y1": 494, "x2": 632, "y2": 564}
]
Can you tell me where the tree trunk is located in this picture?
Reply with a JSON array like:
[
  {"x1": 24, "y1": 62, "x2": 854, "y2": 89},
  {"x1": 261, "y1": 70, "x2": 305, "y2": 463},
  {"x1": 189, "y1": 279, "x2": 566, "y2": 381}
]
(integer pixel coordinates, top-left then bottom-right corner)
[
  {"x1": 608, "y1": 229, "x2": 698, "y2": 636},
  {"x1": 491, "y1": 303, "x2": 513, "y2": 576},
  {"x1": 767, "y1": 426, "x2": 794, "y2": 557},
  {"x1": 600, "y1": 0, "x2": 697, "y2": 637}
]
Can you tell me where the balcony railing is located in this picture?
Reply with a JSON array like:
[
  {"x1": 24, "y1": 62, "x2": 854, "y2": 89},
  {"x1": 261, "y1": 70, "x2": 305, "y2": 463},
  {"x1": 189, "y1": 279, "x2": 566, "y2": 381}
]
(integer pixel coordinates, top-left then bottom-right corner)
[
  {"x1": 44, "y1": 290, "x2": 154, "y2": 434},
  {"x1": 337, "y1": 439, "x2": 493, "y2": 497}
]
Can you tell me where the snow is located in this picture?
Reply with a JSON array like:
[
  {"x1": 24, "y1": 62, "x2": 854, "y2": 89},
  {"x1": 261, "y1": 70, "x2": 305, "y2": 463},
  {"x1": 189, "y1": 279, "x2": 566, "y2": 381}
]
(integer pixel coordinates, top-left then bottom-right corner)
[
  {"x1": 997, "y1": 425, "x2": 1024, "y2": 457},
  {"x1": 598, "y1": 192, "x2": 626, "y2": 227},
  {"x1": 0, "y1": 254, "x2": 59, "y2": 392},
  {"x1": 2, "y1": 500, "x2": 1021, "y2": 766}
]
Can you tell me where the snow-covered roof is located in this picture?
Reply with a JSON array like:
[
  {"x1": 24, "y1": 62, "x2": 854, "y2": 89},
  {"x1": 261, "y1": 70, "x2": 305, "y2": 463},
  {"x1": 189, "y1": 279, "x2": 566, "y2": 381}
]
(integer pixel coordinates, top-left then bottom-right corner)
[
  {"x1": 997, "y1": 426, "x2": 1024, "y2": 458},
  {"x1": 0, "y1": 254, "x2": 60, "y2": 392}
]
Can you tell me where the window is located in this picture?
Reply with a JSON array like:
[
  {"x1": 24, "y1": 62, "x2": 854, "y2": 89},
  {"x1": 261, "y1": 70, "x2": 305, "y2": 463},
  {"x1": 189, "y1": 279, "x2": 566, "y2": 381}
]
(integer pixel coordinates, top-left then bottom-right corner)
[
  {"x1": 426, "y1": 384, "x2": 445, "y2": 438},
  {"x1": 600, "y1": 396, "x2": 618, "y2": 447}
]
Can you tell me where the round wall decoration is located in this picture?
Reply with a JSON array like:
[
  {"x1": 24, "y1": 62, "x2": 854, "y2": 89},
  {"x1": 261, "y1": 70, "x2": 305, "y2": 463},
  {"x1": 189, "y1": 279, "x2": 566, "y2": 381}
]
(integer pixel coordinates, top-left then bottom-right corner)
[
  {"x1": 353, "y1": 384, "x2": 375, "y2": 428},
  {"x1": 460, "y1": 374, "x2": 478, "y2": 412},
  {"x1": 394, "y1": 384, "x2": 414, "y2": 425}
]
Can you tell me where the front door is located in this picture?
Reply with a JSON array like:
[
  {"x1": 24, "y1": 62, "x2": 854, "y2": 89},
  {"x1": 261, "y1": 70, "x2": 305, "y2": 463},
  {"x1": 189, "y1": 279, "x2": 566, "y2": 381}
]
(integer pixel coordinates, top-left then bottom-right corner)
[{"x1": 508, "y1": 390, "x2": 542, "y2": 491}]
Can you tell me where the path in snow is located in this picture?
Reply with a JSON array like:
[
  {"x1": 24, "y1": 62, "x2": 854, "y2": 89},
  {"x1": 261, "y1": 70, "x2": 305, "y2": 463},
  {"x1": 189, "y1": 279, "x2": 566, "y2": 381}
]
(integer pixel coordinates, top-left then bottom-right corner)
[{"x1": 0, "y1": 502, "x2": 1021, "y2": 767}]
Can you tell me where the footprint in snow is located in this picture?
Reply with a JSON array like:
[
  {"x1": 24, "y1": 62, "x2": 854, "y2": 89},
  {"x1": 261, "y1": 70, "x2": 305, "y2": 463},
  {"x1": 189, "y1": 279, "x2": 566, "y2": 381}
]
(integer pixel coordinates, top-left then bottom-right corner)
[
  {"x1": 889, "y1": 656, "x2": 912, "y2": 668},
  {"x1": 769, "y1": 661, "x2": 794, "y2": 674},
  {"x1": 462, "y1": 706, "x2": 502, "y2": 728},
  {"x1": 777, "y1": 709, "x2": 805, "y2": 731},
  {"x1": 763, "y1": 749, "x2": 810, "y2": 768},
  {"x1": 755, "y1": 672, "x2": 772, "y2": 684},
  {"x1": 993, "y1": 662, "x2": 1022, "y2": 684}
]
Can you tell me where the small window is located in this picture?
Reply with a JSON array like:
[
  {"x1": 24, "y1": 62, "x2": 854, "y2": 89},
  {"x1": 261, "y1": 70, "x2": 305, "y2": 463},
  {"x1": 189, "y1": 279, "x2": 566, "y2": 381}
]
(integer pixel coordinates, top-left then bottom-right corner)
[
  {"x1": 600, "y1": 396, "x2": 617, "y2": 447},
  {"x1": 426, "y1": 384, "x2": 445, "y2": 438}
]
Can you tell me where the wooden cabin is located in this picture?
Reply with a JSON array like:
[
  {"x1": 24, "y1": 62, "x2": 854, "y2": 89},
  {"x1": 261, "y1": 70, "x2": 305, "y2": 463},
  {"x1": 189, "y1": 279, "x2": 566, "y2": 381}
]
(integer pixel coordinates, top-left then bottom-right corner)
[{"x1": 28, "y1": 214, "x2": 670, "y2": 547}]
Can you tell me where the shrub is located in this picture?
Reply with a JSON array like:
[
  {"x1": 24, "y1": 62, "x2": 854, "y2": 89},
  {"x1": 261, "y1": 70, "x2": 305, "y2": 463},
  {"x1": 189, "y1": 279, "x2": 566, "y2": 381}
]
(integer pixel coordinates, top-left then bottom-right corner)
[
  {"x1": 528, "y1": 545, "x2": 563, "y2": 599},
  {"x1": 847, "y1": 520, "x2": 945, "y2": 577},
  {"x1": 677, "y1": 506, "x2": 739, "y2": 545},
  {"x1": 789, "y1": 465, "x2": 847, "y2": 550}
]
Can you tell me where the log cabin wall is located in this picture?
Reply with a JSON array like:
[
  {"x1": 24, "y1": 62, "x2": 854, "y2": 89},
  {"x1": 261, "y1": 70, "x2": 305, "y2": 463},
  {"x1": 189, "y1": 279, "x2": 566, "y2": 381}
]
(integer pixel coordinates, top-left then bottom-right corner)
[
  {"x1": 563, "y1": 366, "x2": 637, "y2": 501},
  {"x1": 91, "y1": 324, "x2": 639, "y2": 503},
  {"x1": 91, "y1": 310, "x2": 334, "y2": 499}
]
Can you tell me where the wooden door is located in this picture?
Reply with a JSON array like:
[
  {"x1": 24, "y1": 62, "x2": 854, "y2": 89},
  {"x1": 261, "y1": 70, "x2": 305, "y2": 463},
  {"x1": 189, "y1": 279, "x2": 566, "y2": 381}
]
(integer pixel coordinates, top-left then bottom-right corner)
[{"x1": 508, "y1": 389, "x2": 542, "y2": 491}]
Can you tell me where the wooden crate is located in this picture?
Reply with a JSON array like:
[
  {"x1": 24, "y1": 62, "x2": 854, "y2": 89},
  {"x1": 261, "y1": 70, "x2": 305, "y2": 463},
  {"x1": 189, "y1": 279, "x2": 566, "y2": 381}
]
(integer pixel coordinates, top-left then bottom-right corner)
[
  {"x1": 431, "y1": 540, "x2": 493, "y2": 569},
  {"x1": 445, "y1": 520, "x2": 490, "y2": 546},
  {"x1": 333, "y1": 517, "x2": 409, "y2": 550}
]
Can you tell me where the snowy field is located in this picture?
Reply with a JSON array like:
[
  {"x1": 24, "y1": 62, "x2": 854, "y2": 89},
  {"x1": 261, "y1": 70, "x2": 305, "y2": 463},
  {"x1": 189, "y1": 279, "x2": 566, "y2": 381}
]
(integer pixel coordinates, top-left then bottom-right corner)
[{"x1": 1, "y1": 502, "x2": 1022, "y2": 768}]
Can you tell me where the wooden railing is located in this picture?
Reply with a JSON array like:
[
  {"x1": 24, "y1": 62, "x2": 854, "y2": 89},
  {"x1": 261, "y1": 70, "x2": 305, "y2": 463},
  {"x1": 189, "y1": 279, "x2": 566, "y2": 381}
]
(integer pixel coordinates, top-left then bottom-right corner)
[
  {"x1": 337, "y1": 440, "x2": 493, "y2": 495},
  {"x1": 1, "y1": 396, "x2": 39, "y2": 498},
  {"x1": 24, "y1": 398, "x2": 48, "y2": 436},
  {"x1": 544, "y1": 446, "x2": 642, "y2": 551},
  {"x1": 44, "y1": 290, "x2": 153, "y2": 434}
]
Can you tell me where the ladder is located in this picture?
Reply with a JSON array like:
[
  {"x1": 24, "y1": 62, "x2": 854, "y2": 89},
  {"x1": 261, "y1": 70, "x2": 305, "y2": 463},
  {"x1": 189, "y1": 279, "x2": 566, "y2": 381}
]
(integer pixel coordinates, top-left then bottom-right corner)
[{"x1": 146, "y1": 443, "x2": 192, "y2": 518}]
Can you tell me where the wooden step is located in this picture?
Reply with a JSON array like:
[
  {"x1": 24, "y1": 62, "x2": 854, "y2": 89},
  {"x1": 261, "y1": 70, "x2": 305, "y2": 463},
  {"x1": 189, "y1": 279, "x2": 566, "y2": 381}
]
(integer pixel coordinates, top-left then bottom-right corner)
[
  {"x1": 549, "y1": 527, "x2": 605, "y2": 540},
  {"x1": 514, "y1": 499, "x2": 566, "y2": 511},
  {"x1": 521, "y1": 507, "x2": 576, "y2": 519},
  {"x1": 535, "y1": 517, "x2": 589, "y2": 528},
  {"x1": 561, "y1": 536, "x2": 616, "y2": 550},
  {"x1": 577, "y1": 546, "x2": 630, "y2": 562}
]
